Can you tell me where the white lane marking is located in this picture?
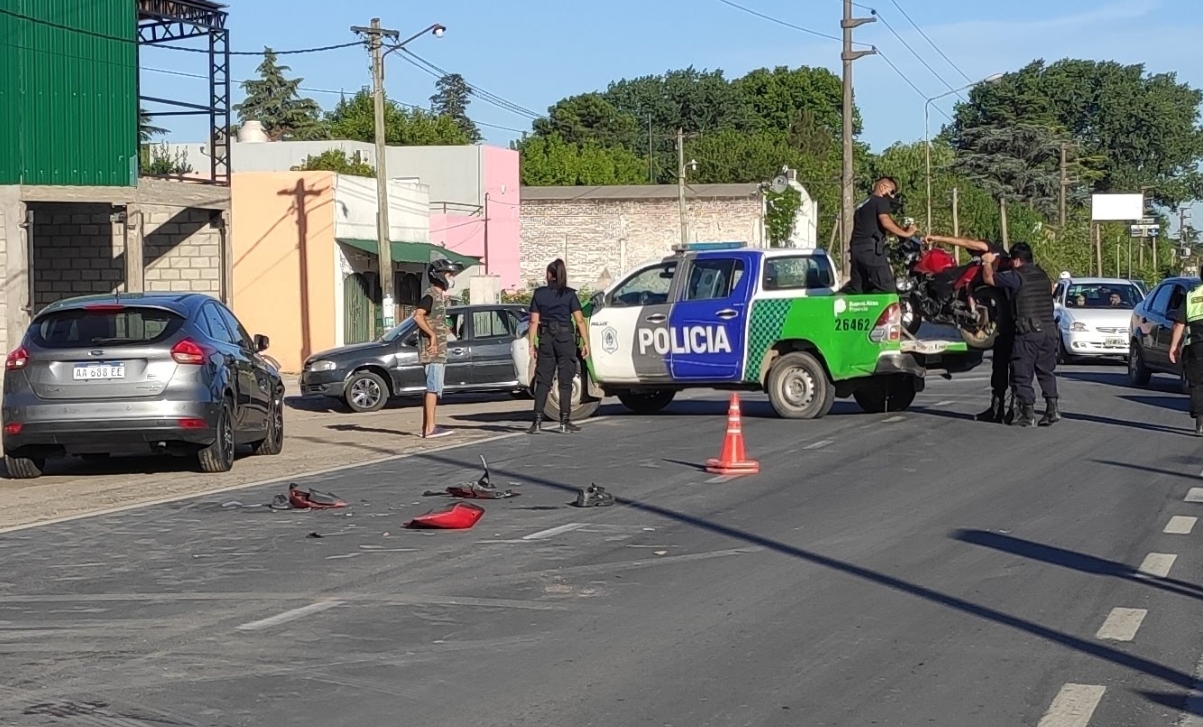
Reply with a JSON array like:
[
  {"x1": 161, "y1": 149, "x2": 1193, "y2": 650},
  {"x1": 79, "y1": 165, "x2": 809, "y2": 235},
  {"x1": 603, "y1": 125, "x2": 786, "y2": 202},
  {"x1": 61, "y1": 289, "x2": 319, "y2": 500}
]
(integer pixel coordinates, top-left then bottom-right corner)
[
  {"x1": 804, "y1": 440, "x2": 833, "y2": 450},
  {"x1": 1186, "y1": 487, "x2": 1203, "y2": 503},
  {"x1": 1177, "y1": 651, "x2": 1203, "y2": 727},
  {"x1": 1165, "y1": 516, "x2": 1198, "y2": 535},
  {"x1": 1036, "y1": 684, "x2": 1106, "y2": 727},
  {"x1": 1095, "y1": 607, "x2": 1147, "y2": 641},
  {"x1": 521, "y1": 523, "x2": 588, "y2": 540},
  {"x1": 236, "y1": 601, "x2": 344, "y2": 631},
  {"x1": 705, "y1": 474, "x2": 736, "y2": 483},
  {"x1": 1138, "y1": 553, "x2": 1177, "y2": 578},
  {"x1": 883, "y1": 415, "x2": 906, "y2": 423},
  {"x1": 933, "y1": 400, "x2": 955, "y2": 407}
]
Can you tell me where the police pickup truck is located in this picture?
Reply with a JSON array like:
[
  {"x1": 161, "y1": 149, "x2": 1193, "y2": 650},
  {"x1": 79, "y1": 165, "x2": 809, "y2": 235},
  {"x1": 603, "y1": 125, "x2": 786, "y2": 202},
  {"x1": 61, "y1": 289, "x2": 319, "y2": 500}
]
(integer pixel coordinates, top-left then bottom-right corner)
[{"x1": 512, "y1": 242, "x2": 981, "y2": 421}]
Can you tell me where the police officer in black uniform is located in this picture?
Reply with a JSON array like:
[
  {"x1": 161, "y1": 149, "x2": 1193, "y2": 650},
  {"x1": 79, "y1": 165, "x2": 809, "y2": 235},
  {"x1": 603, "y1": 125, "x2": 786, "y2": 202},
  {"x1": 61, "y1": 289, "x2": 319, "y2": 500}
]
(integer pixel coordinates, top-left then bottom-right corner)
[
  {"x1": 844, "y1": 176, "x2": 918, "y2": 294},
  {"x1": 527, "y1": 258, "x2": 591, "y2": 434},
  {"x1": 982, "y1": 242, "x2": 1060, "y2": 428}
]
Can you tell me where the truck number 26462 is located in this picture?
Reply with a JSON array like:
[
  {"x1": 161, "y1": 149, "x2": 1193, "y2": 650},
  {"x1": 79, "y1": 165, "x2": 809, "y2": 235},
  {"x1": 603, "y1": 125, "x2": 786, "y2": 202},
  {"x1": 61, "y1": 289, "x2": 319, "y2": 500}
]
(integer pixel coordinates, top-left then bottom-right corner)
[{"x1": 834, "y1": 318, "x2": 872, "y2": 331}]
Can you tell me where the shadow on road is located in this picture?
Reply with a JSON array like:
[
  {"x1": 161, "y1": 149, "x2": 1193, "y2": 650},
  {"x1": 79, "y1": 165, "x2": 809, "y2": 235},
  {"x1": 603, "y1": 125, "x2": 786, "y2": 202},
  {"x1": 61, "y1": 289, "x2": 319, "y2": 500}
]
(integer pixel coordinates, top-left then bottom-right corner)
[
  {"x1": 1119, "y1": 394, "x2": 1190, "y2": 413},
  {"x1": 410, "y1": 449, "x2": 1200, "y2": 692},
  {"x1": 1092, "y1": 459, "x2": 1200, "y2": 481},
  {"x1": 1062, "y1": 411, "x2": 1194, "y2": 436}
]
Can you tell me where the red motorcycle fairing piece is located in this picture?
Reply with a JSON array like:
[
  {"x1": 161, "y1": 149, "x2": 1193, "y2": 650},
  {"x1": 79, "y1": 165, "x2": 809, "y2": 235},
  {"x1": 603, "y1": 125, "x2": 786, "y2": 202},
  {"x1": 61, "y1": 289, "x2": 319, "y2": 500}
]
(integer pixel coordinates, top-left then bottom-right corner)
[
  {"x1": 288, "y1": 483, "x2": 347, "y2": 510},
  {"x1": 406, "y1": 502, "x2": 485, "y2": 529},
  {"x1": 914, "y1": 248, "x2": 956, "y2": 276}
]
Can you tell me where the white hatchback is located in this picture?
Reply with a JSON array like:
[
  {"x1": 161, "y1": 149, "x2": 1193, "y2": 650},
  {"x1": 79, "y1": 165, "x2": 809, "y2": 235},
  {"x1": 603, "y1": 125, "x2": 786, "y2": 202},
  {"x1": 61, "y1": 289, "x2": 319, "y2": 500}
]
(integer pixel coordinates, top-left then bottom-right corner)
[{"x1": 1052, "y1": 277, "x2": 1146, "y2": 362}]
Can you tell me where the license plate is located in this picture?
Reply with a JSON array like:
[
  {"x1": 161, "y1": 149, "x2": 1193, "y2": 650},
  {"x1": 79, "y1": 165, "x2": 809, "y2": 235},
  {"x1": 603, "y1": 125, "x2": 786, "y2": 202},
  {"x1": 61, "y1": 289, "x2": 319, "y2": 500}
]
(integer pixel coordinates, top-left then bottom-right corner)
[
  {"x1": 73, "y1": 363, "x2": 125, "y2": 380},
  {"x1": 1105, "y1": 338, "x2": 1125, "y2": 348}
]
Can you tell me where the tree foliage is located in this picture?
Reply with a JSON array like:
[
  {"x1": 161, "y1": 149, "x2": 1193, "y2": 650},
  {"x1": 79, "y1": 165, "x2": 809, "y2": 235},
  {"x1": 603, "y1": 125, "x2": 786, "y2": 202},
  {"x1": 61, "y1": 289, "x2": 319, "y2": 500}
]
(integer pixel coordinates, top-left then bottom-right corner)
[
  {"x1": 518, "y1": 134, "x2": 645, "y2": 186},
  {"x1": 324, "y1": 90, "x2": 471, "y2": 146},
  {"x1": 233, "y1": 48, "x2": 325, "y2": 141},
  {"x1": 291, "y1": 149, "x2": 375, "y2": 177},
  {"x1": 431, "y1": 73, "x2": 482, "y2": 143}
]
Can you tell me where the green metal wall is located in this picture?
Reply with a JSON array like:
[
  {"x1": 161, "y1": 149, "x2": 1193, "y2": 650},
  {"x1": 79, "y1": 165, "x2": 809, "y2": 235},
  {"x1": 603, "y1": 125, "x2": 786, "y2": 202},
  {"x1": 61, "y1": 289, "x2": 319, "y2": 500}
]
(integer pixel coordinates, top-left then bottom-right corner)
[{"x1": 0, "y1": 0, "x2": 138, "y2": 186}]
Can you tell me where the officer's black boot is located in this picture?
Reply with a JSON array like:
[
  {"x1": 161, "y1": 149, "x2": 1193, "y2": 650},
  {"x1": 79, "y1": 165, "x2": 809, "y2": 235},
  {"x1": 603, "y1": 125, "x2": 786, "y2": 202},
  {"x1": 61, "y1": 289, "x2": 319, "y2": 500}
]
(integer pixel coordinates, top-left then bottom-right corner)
[
  {"x1": 1038, "y1": 398, "x2": 1061, "y2": 427},
  {"x1": 974, "y1": 395, "x2": 1004, "y2": 423},
  {"x1": 526, "y1": 415, "x2": 543, "y2": 434},
  {"x1": 1014, "y1": 403, "x2": 1037, "y2": 428},
  {"x1": 557, "y1": 414, "x2": 581, "y2": 434},
  {"x1": 1194, "y1": 416, "x2": 1203, "y2": 437}
]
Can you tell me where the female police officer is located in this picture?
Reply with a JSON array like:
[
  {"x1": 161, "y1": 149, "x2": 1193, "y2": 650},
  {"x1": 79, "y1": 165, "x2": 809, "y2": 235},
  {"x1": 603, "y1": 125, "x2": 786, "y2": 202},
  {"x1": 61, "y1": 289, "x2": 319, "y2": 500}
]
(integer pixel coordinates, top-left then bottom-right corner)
[{"x1": 527, "y1": 259, "x2": 591, "y2": 434}]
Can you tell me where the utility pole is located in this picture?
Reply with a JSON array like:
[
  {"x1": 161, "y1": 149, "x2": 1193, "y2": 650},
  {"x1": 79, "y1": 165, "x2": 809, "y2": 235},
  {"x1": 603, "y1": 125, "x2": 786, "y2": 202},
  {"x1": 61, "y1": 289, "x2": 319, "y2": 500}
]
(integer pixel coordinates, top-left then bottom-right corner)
[
  {"x1": 1058, "y1": 142, "x2": 1068, "y2": 229},
  {"x1": 841, "y1": 0, "x2": 876, "y2": 278},
  {"x1": 647, "y1": 114, "x2": 654, "y2": 184},
  {"x1": 951, "y1": 186, "x2": 961, "y2": 263},
  {"x1": 999, "y1": 197, "x2": 1009, "y2": 250},
  {"x1": 677, "y1": 127, "x2": 688, "y2": 245},
  {"x1": 351, "y1": 18, "x2": 400, "y2": 330}
]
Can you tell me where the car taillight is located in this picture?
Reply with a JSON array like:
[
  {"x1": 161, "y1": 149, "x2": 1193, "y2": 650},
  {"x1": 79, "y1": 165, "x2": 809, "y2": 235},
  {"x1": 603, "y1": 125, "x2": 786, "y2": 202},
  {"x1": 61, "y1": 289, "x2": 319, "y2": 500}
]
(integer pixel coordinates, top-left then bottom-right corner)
[
  {"x1": 171, "y1": 339, "x2": 206, "y2": 365},
  {"x1": 869, "y1": 303, "x2": 901, "y2": 343},
  {"x1": 84, "y1": 304, "x2": 125, "y2": 311},
  {"x1": 177, "y1": 417, "x2": 207, "y2": 429},
  {"x1": 3, "y1": 422, "x2": 22, "y2": 436},
  {"x1": 5, "y1": 346, "x2": 28, "y2": 371}
]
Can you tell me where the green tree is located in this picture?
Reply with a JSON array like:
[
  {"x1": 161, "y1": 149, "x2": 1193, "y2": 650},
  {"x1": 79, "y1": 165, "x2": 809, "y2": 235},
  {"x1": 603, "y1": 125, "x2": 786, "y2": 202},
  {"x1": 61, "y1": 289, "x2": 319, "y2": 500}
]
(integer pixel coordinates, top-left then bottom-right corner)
[
  {"x1": 291, "y1": 149, "x2": 375, "y2": 177},
  {"x1": 953, "y1": 123, "x2": 1066, "y2": 217},
  {"x1": 732, "y1": 65, "x2": 854, "y2": 137},
  {"x1": 533, "y1": 93, "x2": 641, "y2": 151},
  {"x1": 234, "y1": 47, "x2": 326, "y2": 141},
  {"x1": 139, "y1": 108, "x2": 167, "y2": 143},
  {"x1": 325, "y1": 89, "x2": 471, "y2": 146},
  {"x1": 518, "y1": 134, "x2": 645, "y2": 186},
  {"x1": 430, "y1": 73, "x2": 481, "y2": 143},
  {"x1": 950, "y1": 59, "x2": 1203, "y2": 208}
]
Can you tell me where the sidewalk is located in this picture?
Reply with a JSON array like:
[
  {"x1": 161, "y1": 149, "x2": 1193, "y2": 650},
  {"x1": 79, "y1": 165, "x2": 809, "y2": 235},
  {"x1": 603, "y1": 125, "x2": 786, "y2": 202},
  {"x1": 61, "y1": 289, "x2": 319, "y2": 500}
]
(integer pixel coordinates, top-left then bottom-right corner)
[{"x1": 0, "y1": 376, "x2": 535, "y2": 532}]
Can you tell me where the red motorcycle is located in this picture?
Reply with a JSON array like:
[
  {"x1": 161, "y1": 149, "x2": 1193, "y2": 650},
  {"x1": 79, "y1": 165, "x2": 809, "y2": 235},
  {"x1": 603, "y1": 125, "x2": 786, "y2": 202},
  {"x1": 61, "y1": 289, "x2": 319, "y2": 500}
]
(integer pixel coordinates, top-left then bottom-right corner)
[{"x1": 891, "y1": 236, "x2": 1006, "y2": 349}]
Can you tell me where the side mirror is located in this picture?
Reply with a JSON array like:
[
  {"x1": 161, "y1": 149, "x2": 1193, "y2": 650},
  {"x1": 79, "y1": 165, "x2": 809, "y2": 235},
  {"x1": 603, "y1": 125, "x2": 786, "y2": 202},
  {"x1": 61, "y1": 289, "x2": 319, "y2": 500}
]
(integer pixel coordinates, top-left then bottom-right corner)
[
  {"x1": 589, "y1": 291, "x2": 605, "y2": 309},
  {"x1": 403, "y1": 333, "x2": 419, "y2": 347},
  {"x1": 253, "y1": 334, "x2": 270, "y2": 352}
]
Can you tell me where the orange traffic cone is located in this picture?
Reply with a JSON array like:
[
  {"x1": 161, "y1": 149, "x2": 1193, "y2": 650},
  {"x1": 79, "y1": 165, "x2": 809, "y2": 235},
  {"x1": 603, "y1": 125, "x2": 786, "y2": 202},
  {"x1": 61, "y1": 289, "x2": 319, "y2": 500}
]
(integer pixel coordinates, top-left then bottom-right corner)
[{"x1": 705, "y1": 393, "x2": 760, "y2": 475}]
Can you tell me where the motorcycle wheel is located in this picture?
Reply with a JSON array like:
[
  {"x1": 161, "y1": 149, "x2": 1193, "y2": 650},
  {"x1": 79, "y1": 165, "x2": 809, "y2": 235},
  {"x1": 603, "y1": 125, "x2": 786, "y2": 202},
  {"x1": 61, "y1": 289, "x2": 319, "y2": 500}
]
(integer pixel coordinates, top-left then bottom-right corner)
[
  {"x1": 959, "y1": 288, "x2": 1003, "y2": 349},
  {"x1": 900, "y1": 298, "x2": 923, "y2": 336}
]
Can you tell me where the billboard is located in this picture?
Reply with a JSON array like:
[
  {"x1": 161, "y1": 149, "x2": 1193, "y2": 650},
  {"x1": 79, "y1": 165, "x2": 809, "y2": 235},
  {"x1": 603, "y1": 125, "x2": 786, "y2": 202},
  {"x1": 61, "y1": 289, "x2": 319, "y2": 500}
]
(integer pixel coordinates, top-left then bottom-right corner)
[{"x1": 1091, "y1": 193, "x2": 1144, "y2": 221}]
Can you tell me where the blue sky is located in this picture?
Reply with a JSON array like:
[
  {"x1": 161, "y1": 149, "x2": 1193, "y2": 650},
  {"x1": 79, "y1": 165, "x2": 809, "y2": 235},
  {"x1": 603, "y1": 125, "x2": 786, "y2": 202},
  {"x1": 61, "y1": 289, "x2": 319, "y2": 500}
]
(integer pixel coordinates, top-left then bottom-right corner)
[{"x1": 141, "y1": 0, "x2": 1199, "y2": 178}]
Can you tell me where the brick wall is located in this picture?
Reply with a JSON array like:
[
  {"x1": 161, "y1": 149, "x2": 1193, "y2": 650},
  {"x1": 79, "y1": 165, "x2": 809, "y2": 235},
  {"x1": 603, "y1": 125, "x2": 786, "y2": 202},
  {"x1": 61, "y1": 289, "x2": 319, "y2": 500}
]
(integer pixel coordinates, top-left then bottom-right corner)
[
  {"x1": 519, "y1": 196, "x2": 764, "y2": 290},
  {"x1": 143, "y1": 206, "x2": 223, "y2": 295},
  {"x1": 30, "y1": 203, "x2": 124, "y2": 313}
]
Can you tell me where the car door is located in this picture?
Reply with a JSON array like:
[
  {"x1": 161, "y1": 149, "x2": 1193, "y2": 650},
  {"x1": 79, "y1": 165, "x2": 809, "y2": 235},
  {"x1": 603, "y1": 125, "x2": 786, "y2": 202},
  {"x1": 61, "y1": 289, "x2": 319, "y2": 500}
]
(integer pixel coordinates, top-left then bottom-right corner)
[
  {"x1": 214, "y1": 303, "x2": 270, "y2": 433},
  {"x1": 391, "y1": 323, "x2": 428, "y2": 393},
  {"x1": 1152, "y1": 283, "x2": 1187, "y2": 371},
  {"x1": 443, "y1": 309, "x2": 473, "y2": 390},
  {"x1": 464, "y1": 307, "x2": 521, "y2": 387},
  {"x1": 669, "y1": 253, "x2": 755, "y2": 382},
  {"x1": 198, "y1": 303, "x2": 252, "y2": 431},
  {"x1": 587, "y1": 259, "x2": 679, "y2": 384}
]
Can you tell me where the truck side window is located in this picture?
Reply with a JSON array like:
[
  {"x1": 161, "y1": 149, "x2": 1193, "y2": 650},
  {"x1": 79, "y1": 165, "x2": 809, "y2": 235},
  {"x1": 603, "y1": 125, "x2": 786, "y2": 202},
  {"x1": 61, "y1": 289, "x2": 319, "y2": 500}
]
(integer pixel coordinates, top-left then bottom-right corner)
[
  {"x1": 684, "y1": 259, "x2": 745, "y2": 301},
  {"x1": 610, "y1": 262, "x2": 677, "y2": 307},
  {"x1": 763, "y1": 256, "x2": 834, "y2": 291}
]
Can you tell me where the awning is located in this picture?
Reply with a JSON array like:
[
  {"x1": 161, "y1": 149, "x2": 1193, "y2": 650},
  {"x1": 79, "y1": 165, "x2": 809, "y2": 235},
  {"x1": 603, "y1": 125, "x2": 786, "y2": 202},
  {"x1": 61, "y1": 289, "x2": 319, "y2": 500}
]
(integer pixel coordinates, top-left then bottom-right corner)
[{"x1": 337, "y1": 238, "x2": 480, "y2": 268}]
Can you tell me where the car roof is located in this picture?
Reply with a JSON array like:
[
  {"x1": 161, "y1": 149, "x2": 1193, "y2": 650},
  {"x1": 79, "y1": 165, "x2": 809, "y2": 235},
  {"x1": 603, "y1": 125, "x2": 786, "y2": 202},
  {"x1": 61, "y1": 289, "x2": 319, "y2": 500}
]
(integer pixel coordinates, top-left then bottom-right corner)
[
  {"x1": 1062, "y1": 277, "x2": 1142, "y2": 286},
  {"x1": 666, "y1": 247, "x2": 834, "y2": 263},
  {"x1": 446, "y1": 303, "x2": 525, "y2": 312},
  {"x1": 35, "y1": 292, "x2": 207, "y2": 318}
]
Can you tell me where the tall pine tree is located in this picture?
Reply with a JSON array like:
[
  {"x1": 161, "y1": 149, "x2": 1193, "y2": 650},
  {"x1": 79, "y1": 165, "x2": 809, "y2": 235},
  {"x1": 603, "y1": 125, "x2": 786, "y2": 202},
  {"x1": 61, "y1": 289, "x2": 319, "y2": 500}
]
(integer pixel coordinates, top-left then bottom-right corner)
[
  {"x1": 430, "y1": 74, "x2": 481, "y2": 143},
  {"x1": 234, "y1": 48, "x2": 326, "y2": 141}
]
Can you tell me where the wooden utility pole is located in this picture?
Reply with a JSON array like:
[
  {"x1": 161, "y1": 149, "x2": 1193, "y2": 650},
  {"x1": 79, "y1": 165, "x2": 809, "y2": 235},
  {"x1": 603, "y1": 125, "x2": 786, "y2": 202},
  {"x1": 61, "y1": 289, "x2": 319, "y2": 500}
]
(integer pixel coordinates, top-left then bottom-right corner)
[
  {"x1": 999, "y1": 197, "x2": 1009, "y2": 250},
  {"x1": 951, "y1": 186, "x2": 961, "y2": 263},
  {"x1": 1094, "y1": 223, "x2": 1103, "y2": 276},
  {"x1": 840, "y1": 0, "x2": 876, "y2": 278},
  {"x1": 647, "y1": 114, "x2": 654, "y2": 183},
  {"x1": 677, "y1": 127, "x2": 687, "y2": 245},
  {"x1": 351, "y1": 17, "x2": 401, "y2": 329},
  {"x1": 1058, "y1": 142, "x2": 1068, "y2": 229}
]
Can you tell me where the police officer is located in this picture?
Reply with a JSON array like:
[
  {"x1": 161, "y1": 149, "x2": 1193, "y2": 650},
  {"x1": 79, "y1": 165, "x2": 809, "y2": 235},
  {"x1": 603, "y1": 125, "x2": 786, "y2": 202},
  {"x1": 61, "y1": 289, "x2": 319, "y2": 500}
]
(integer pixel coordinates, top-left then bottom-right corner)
[
  {"x1": 981, "y1": 242, "x2": 1059, "y2": 427},
  {"x1": 844, "y1": 176, "x2": 918, "y2": 294},
  {"x1": 1167, "y1": 266, "x2": 1203, "y2": 435},
  {"x1": 527, "y1": 258, "x2": 591, "y2": 434}
]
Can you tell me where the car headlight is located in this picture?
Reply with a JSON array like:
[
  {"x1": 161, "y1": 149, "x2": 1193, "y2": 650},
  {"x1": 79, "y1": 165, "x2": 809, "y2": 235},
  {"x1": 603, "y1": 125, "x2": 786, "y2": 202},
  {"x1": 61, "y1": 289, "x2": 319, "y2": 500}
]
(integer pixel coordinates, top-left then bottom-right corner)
[
  {"x1": 1069, "y1": 321, "x2": 1087, "y2": 332},
  {"x1": 306, "y1": 360, "x2": 336, "y2": 372}
]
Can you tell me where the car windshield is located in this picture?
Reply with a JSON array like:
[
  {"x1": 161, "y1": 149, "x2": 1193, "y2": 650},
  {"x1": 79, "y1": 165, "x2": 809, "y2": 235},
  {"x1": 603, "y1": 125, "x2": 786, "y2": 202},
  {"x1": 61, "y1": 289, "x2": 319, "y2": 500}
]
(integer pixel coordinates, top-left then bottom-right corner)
[
  {"x1": 1064, "y1": 284, "x2": 1142, "y2": 310},
  {"x1": 380, "y1": 319, "x2": 415, "y2": 342},
  {"x1": 30, "y1": 306, "x2": 185, "y2": 348}
]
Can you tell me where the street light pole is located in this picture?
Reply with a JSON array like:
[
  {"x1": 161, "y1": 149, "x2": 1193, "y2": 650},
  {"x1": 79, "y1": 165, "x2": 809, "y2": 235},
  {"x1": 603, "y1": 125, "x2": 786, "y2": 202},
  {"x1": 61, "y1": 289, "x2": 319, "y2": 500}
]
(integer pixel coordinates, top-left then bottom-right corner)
[
  {"x1": 840, "y1": 0, "x2": 876, "y2": 279},
  {"x1": 924, "y1": 73, "x2": 1004, "y2": 233}
]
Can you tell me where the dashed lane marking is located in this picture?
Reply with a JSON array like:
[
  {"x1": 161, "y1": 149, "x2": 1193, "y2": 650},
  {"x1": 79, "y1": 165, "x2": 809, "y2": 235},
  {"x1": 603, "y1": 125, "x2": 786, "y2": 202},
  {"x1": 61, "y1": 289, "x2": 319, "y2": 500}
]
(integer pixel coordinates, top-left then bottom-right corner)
[
  {"x1": 1165, "y1": 516, "x2": 1197, "y2": 535},
  {"x1": 1036, "y1": 684, "x2": 1106, "y2": 727},
  {"x1": 1185, "y1": 487, "x2": 1203, "y2": 503},
  {"x1": 883, "y1": 415, "x2": 906, "y2": 423},
  {"x1": 933, "y1": 400, "x2": 955, "y2": 407},
  {"x1": 235, "y1": 600, "x2": 344, "y2": 631},
  {"x1": 705, "y1": 474, "x2": 736, "y2": 483},
  {"x1": 1095, "y1": 607, "x2": 1147, "y2": 641},
  {"x1": 1138, "y1": 553, "x2": 1178, "y2": 579},
  {"x1": 521, "y1": 523, "x2": 588, "y2": 540},
  {"x1": 804, "y1": 440, "x2": 833, "y2": 450}
]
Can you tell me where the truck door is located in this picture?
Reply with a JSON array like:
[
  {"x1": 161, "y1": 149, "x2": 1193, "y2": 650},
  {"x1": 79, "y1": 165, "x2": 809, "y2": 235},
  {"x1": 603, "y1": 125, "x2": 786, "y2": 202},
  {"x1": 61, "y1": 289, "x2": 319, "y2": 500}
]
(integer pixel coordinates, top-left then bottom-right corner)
[
  {"x1": 588, "y1": 259, "x2": 679, "y2": 384},
  {"x1": 668, "y1": 253, "x2": 756, "y2": 382}
]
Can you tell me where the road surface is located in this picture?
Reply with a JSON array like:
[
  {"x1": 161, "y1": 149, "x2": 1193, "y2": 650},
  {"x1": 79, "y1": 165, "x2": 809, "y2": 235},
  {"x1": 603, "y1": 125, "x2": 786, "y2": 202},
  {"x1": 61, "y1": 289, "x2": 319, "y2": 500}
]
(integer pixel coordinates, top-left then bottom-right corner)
[{"x1": 1, "y1": 361, "x2": 1202, "y2": 726}]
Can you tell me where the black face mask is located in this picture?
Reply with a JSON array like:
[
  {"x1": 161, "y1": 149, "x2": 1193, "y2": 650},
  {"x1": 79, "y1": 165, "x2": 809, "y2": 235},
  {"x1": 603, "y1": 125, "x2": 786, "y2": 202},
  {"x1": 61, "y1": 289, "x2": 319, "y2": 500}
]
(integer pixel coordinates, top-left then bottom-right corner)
[{"x1": 886, "y1": 194, "x2": 902, "y2": 213}]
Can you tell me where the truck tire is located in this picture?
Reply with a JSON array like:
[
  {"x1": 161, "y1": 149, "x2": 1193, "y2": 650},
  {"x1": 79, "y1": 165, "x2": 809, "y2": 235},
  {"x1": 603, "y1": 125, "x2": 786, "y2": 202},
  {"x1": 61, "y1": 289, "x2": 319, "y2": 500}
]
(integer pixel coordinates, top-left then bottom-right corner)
[
  {"x1": 853, "y1": 375, "x2": 917, "y2": 413},
  {"x1": 544, "y1": 367, "x2": 600, "y2": 422},
  {"x1": 766, "y1": 351, "x2": 835, "y2": 419},
  {"x1": 617, "y1": 390, "x2": 676, "y2": 415}
]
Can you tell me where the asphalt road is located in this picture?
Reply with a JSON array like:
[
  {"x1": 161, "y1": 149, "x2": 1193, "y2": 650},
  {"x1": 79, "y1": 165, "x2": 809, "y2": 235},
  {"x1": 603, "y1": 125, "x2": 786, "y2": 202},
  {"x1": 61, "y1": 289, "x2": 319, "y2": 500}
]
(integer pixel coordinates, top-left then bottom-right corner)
[{"x1": 2, "y1": 359, "x2": 1203, "y2": 726}]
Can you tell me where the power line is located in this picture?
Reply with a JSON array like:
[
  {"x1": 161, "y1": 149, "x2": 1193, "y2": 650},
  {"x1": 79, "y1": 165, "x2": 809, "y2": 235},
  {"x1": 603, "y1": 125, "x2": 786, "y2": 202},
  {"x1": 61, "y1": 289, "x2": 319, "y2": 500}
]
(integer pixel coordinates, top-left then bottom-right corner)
[
  {"x1": 399, "y1": 49, "x2": 543, "y2": 120},
  {"x1": 162, "y1": 42, "x2": 362, "y2": 57},
  {"x1": 713, "y1": 0, "x2": 872, "y2": 46},
  {"x1": 855, "y1": 6, "x2": 964, "y2": 101},
  {"x1": 875, "y1": 50, "x2": 952, "y2": 121},
  {"x1": 883, "y1": 0, "x2": 973, "y2": 84}
]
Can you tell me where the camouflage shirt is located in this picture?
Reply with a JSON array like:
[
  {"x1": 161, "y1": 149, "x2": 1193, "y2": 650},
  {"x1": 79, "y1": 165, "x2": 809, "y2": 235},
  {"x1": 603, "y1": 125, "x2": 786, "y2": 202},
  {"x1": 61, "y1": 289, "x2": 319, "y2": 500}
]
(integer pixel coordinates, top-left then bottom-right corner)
[{"x1": 417, "y1": 291, "x2": 448, "y2": 365}]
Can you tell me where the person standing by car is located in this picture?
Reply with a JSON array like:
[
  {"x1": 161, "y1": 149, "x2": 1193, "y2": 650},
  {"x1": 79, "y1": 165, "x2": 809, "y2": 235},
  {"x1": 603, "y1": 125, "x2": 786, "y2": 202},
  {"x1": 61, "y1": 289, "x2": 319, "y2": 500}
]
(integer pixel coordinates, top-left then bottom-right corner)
[
  {"x1": 412, "y1": 257, "x2": 464, "y2": 438},
  {"x1": 1167, "y1": 268, "x2": 1203, "y2": 435},
  {"x1": 527, "y1": 259, "x2": 591, "y2": 434},
  {"x1": 982, "y1": 243, "x2": 1060, "y2": 428},
  {"x1": 926, "y1": 233, "x2": 1015, "y2": 423},
  {"x1": 844, "y1": 176, "x2": 918, "y2": 294}
]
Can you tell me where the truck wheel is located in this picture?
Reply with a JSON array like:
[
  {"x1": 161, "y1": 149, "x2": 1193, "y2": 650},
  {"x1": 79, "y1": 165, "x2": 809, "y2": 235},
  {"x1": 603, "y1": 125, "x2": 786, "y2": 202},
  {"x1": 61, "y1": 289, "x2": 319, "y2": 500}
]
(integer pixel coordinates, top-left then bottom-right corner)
[
  {"x1": 766, "y1": 351, "x2": 835, "y2": 419},
  {"x1": 853, "y1": 375, "x2": 917, "y2": 413},
  {"x1": 617, "y1": 390, "x2": 676, "y2": 415},
  {"x1": 544, "y1": 367, "x2": 600, "y2": 422}
]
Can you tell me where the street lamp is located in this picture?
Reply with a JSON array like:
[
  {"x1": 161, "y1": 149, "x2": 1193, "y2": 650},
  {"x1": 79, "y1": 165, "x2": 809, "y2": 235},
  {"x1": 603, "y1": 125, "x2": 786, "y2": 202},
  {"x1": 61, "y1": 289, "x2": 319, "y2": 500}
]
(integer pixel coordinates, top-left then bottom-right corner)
[
  {"x1": 386, "y1": 23, "x2": 446, "y2": 56},
  {"x1": 924, "y1": 73, "x2": 1004, "y2": 232}
]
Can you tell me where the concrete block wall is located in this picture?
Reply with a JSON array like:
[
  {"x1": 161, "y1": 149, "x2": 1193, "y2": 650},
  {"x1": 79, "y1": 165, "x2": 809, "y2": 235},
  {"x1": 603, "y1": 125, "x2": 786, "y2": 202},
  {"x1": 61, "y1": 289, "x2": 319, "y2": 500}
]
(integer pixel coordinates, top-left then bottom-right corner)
[
  {"x1": 143, "y1": 206, "x2": 222, "y2": 295},
  {"x1": 519, "y1": 197, "x2": 764, "y2": 291},
  {"x1": 30, "y1": 203, "x2": 124, "y2": 313}
]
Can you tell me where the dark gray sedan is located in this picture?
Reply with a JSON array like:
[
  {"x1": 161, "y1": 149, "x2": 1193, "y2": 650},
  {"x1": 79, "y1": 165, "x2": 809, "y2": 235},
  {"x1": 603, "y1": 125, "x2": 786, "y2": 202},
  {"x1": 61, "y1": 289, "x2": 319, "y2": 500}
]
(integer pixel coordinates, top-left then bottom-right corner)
[{"x1": 300, "y1": 304, "x2": 527, "y2": 412}]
